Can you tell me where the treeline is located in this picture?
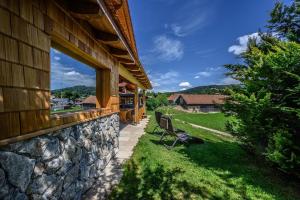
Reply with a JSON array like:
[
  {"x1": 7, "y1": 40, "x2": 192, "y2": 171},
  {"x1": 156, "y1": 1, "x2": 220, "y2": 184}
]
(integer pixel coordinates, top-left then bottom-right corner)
[
  {"x1": 179, "y1": 84, "x2": 240, "y2": 94},
  {"x1": 51, "y1": 85, "x2": 96, "y2": 99},
  {"x1": 224, "y1": 0, "x2": 300, "y2": 177}
]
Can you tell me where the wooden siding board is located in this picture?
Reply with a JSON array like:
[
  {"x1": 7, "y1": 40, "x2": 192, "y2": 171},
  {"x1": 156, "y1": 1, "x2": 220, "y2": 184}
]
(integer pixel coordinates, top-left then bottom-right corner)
[
  {"x1": 24, "y1": 67, "x2": 39, "y2": 89},
  {"x1": 0, "y1": 7, "x2": 11, "y2": 35},
  {"x1": 4, "y1": 37, "x2": 19, "y2": 63},
  {"x1": 0, "y1": 88, "x2": 3, "y2": 112},
  {"x1": 12, "y1": 64, "x2": 25, "y2": 87},
  {"x1": 20, "y1": 0, "x2": 33, "y2": 23},
  {"x1": 0, "y1": 61, "x2": 12, "y2": 86},
  {"x1": 19, "y1": 42, "x2": 33, "y2": 67},
  {"x1": 0, "y1": 112, "x2": 20, "y2": 140},
  {"x1": 33, "y1": 6, "x2": 44, "y2": 30},
  {"x1": 3, "y1": 88, "x2": 29, "y2": 112},
  {"x1": 11, "y1": 14, "x2": 29, "y2": 43}
]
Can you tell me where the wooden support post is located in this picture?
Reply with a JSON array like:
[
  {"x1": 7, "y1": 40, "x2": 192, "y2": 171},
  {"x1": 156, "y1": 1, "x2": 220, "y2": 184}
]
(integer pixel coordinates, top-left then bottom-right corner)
[
  {"x1": 96, "y1": 69, "x2": 111, "y2": 109},
  {"x1": 134, "y1": 85, "x2": 139, "y2": 125},
  {"x1": 143, "y1": 90, "x2": 146, "y2": 116}
]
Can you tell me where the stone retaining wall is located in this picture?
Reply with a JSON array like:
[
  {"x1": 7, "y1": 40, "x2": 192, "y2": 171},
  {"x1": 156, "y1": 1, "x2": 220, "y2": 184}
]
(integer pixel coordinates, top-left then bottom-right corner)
[{"x1": 0, "y1": 113, "x2": 119, "y2": 200}]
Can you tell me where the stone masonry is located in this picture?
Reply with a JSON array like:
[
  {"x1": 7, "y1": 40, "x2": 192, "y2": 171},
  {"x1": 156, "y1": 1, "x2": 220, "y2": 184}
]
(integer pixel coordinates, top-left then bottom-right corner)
[{"x1": 0, "y1": 113, "x2": 119, "y2": 200}]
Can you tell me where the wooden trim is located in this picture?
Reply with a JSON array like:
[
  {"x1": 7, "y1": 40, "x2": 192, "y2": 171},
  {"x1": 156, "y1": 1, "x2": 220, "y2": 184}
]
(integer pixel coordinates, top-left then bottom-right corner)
[{"x1": 0, "y1": 110, "x2": 119, "y2": 146}]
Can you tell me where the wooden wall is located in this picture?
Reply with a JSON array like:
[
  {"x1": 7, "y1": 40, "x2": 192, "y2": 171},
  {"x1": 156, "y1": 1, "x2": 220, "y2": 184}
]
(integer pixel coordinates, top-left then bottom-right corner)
[{"x1": 0, "y1": 0, "x2": 120, "y2": 145}]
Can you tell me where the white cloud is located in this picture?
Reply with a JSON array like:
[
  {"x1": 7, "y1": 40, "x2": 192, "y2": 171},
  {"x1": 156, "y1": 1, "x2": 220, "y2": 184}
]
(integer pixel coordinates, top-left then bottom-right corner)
[
  {"x1": 194, "y1": 76, "x2": 200, "y2": 79},
  {"x1": 179, "y1": 82, "x2": 192, "y2": 87},
  {"x1": 197, "y1": 71, "x2": 211, "y2": 77},
  {"x1": 228, "y1": 32, "x2": 259, "y2": 55},
  {"x1": 180, "y1": 88, "x2": 187, "y2": 91},
  {"x1": 149, "y1": 70, "x2": 180, "y2": 92},
  {"x1": 54, "y1": 56, "x2": 61, "y2": 61},
  {"x1": 51, "y1": 60, "x2": 95, "y2": 89},
  {"x1": 153, "y1": 35, "x2": 184, "y2": 61},
  {"x1": 220, "y1": 77, "x2": 240, "y2": 85}
]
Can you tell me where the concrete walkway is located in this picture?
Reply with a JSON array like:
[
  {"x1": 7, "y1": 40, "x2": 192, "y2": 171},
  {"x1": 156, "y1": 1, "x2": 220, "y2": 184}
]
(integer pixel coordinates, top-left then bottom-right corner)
[
  {"x1": 83, "y1": 117, "x2": 149, "y2": 200},
  {"x1": 175, "y1": 119, "x2": 232, "y2": 138}
]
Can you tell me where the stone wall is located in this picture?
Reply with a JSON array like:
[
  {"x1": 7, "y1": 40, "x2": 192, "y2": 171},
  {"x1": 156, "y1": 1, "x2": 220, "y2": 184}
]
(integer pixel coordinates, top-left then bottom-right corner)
[{"x1": 0, "y1": 113, "x2": 119, "y2": 200}]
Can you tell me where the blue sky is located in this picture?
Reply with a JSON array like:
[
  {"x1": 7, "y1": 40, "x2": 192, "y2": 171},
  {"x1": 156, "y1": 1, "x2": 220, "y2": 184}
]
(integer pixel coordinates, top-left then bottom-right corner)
[
  {"x1": 128, "y1": 0, "x2": 282, "y2": 92},
  {"x1": 50, "y1": 0, "x2": 291, "y2": 91}
]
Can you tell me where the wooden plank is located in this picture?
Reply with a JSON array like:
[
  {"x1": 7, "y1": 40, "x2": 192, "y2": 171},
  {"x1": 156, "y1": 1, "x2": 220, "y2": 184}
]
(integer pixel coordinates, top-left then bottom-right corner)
[
  {"x1": 40, "y1": 71, "x2": 50, "y2": 90},
  {"x1": 0, "y1": 88, "x2": 3, "y2": 112},
  {"x1": 33, "y1": 6, "x2": 44, "y2": 30},
  {"x1": 20, "y1": 0, "x2": 33, "y2": 23},
  {"x1": 12, "y1": 64, "x2": 25, "y2": 87},
  {"x1": 134, "y1": 86, "x2": 139, "y2": 124},
  {"x1": 37, "y1": 29, "x2": 50, "y2": 52},
  {"x1": 27, "y1": 23, "x2": 38, "y2": 47},
  {"x1": 0, "y1": 0, "x2": 20, "y2": 15},
  {"x1": 3, "y1": 37, "x2": 19, "y2": 63},
  {"x1": 0, "y1": 7, "x2": 11, "y2": 35},
  {"x1": 0, "y1": 34, "x2": 5, "y2": 59},
  {"x1": 20, "y1": 110, "x2": 37, "y2": 134},
  {"x1": 24, "y1": 67, "x2": 39, "y2": 89},
  {"x1": 41, "y1": 51, "x2": 50, "y2": 71},
  {"x1": 117, "y1": 57, "x2": 134, "y2": 64},
  {"x1": 0, "y1": 112, "x2": 20, "y2": 140},
  {"x1": 68, "y1": 1, "x2": 100, "y2": 15},
  {"x1": 19, "y1": 42, "x2": 33, "y2": 67},
  {"x1": 108, "y1": 47, "x2": 128, "y2": 56},
  {"x1": 95, "y1": 31, "x2": 119, "y2": 42},
  {"x1": 33, "y1": 48, "x2": 43, "y2": 70},
  {"x1": 36, "y1": 110, "x2": 50, "y2": 130},
  {"x1": 11, "y1": 15, "x2": 30, "y2": 43},
  {"x1": 3, "y1": 88, "x2": 29, "y2": 111},
  {"x1": 0, "y1": 61, "x2": 12, "y2": 86}
]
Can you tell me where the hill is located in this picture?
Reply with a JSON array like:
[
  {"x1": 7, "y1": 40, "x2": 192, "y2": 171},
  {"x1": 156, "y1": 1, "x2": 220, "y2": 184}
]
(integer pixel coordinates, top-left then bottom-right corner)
[
  {"x1": 176, "y1": 84, "x2": 240, "y2": 94},
  {"x1": 51, "y1": 85, "x2": 96, "y2": 98}
]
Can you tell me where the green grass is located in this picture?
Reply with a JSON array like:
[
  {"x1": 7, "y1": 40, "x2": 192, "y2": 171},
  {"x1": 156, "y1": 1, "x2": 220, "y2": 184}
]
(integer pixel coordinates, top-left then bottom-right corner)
[
  {"x1": 110, "y1": 112, "x2": 300, "y2": 200},
  {"x1": 51, "y1": 106, "x2": 83, "y2": 114},
  {"x1": 158, "y1": 107, "x2": 228, "y2": 132}
]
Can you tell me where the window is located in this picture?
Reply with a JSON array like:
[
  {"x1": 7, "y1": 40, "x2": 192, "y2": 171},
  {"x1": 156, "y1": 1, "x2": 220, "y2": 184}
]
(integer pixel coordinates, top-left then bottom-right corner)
[{"x1": 50, "y1": 48, "x2": 96, "y2": 114}]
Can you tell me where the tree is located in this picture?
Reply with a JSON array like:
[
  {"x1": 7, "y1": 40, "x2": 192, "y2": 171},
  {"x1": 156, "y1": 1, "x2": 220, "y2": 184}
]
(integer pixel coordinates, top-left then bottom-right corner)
[
  {"x1": 268, "y1": 0, "x2": 300, "y2": 42},
  {"x1": 223, "y1": 35, "x2": 300, "y2": 176}
]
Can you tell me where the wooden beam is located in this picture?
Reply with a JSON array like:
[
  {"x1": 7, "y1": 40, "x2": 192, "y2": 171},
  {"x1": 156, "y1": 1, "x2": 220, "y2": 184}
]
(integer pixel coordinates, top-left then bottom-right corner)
[
  {"x1": 117, "y1": 57, "x2": 134, "y2": 64},
  {"x1": 95, "y1": 31, "x2": 119, "y2": 42},
  {"x1": 69, "y1": 1, "x2": 101, "y2": 15},
  {"x1": 96, "y1": 69, "x2": 111, "y2": 108},
  {"x1": 108, "y1": 47, "x2": 128, "y2": 56}
]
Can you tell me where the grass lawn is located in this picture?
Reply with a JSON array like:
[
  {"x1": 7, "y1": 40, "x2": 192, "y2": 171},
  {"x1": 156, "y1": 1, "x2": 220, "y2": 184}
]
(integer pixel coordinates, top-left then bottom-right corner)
[
  {"x1": 158, "y1": 107, "x2": 228, "y2": 132},
  {"x1": 51, "y1": 106, "x2": 83, "y2": 114},
  {"x1": 110, "y1": 112, "x2": 300, "y2": 200}
]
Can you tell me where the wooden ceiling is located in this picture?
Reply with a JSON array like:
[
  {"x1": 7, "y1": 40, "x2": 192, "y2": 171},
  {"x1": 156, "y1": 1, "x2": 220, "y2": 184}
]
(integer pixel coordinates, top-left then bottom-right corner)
[{"x1": 60, "y1": 0, "x2": 152, "y2": 89}]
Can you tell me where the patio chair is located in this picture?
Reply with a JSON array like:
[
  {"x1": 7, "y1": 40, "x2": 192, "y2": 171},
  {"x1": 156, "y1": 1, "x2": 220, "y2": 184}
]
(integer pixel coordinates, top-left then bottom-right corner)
[
  {"x1": 159, "y1": 116, "x2": 203, "y2": 149},
  {"x1": 152, "y1": 111, "x2": 163, "y2": 133}
]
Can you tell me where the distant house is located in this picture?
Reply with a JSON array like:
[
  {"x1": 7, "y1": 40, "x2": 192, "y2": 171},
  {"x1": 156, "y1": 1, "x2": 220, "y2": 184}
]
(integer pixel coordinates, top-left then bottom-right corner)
[
  {"x1": 81, "y1": 96, "x2": 97, "y2": 110},
  {"x1": 173, "y1": 94, "x2": 227, "y2": 112},
  {"x1": 168, "y1": 94, "x2": 181, "y2": 104}
]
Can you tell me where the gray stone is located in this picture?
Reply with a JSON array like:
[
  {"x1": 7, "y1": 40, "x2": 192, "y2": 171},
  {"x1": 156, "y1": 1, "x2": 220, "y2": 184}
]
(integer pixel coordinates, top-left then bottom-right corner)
[
  {"x1": 56, "y1": 127, "x2": 72, "y2": 141},
  {"x1": 0, "y1": 168, "x2": 5, "y2": 187},
  {"x1": 0, "y1": 152, "x2": 35, "y2": 192},
  {"x1": 42, "y1": 138, "x2": 60, "y2": 161},
  {"x1": 17, "y1": 137, "x2": 49, "y2": 158},
  {"x1": 42, "y1": 177, "x2": 63, "y2": 199},
  {"x1": 56, "y1": 160, "x2": 73, "y2": 176},
  {"x1": 63, "y1": 165, "x2": 79, "y2": 189},
  {"x1": 0, "y1": 182, "x2": 10, "y2": 199},
  {"x1": 45, "y1": 156, "x2": 64, "y2": 174},
  {"x1": 33, "y1": 162, "x2": 45, "y2": 177},
  {"x1": 27, "y1": 174, "x2": 58, "y2": 195},
  {"x1": 11, "y1": 189, "x2": 28, "y2": 200},
  {"x1": 60, "y1": 183, "x2": 77, "y2": 200}
]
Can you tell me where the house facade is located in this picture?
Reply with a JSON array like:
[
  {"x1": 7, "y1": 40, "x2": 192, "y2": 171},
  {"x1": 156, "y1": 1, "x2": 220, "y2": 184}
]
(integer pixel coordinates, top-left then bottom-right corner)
[
  {"x1": 174, "y1": 94, "x2": 226, "y2": 113},
  {"x1": 0, "y1": 0, "x2": 151, "y2": 199}
]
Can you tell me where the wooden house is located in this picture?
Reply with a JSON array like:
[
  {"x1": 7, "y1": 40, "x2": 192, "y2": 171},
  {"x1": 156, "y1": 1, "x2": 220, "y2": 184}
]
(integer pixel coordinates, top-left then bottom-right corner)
[
  {"x1": 174, "y1": 94, "x2": 226, "y2": 112},
  {"x1": 0, "y1": 0, "x2": 151, "y2": 198}
]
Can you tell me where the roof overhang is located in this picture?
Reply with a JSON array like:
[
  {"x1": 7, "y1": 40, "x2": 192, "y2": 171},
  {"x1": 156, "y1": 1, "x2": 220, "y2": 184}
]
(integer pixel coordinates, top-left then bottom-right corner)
[{"x1": 59, "y1": 0, "x2": 152, "y2": 89}]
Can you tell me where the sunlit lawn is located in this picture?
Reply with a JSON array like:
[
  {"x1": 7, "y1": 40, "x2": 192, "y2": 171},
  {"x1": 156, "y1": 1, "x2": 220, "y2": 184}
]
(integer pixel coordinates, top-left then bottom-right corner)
[
  {"x1": 51, "y1": 106, "x2": 83, "y2": 114},
  {"x1": 110, "y1": 111, "x2": 300, "y2": 200},
  {"x1": 158, "y1": 107, "x2": 228, "y2": 132}
]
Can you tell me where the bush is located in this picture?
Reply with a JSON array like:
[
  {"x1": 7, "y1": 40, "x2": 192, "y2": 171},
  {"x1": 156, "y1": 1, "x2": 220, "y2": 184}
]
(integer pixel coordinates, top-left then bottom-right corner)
[
  {"x1": 146, "y1": 93, "x2": 169, "y2": 111},
  {"x1": 223, "y1": 36, "x2": 300, "y2": 177}
]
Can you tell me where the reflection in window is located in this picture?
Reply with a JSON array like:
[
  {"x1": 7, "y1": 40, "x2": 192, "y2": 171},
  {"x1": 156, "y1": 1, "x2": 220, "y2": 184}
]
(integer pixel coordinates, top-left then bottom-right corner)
[{"x1": 50, "y1": 48, "x2": 96, "y2": 114}]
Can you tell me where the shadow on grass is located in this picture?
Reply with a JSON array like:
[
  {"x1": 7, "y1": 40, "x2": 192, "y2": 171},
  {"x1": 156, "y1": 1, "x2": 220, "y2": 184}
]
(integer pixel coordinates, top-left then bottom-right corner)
[{"x1": 109, "y1": 158, "x2": 224, "y2": 200}]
